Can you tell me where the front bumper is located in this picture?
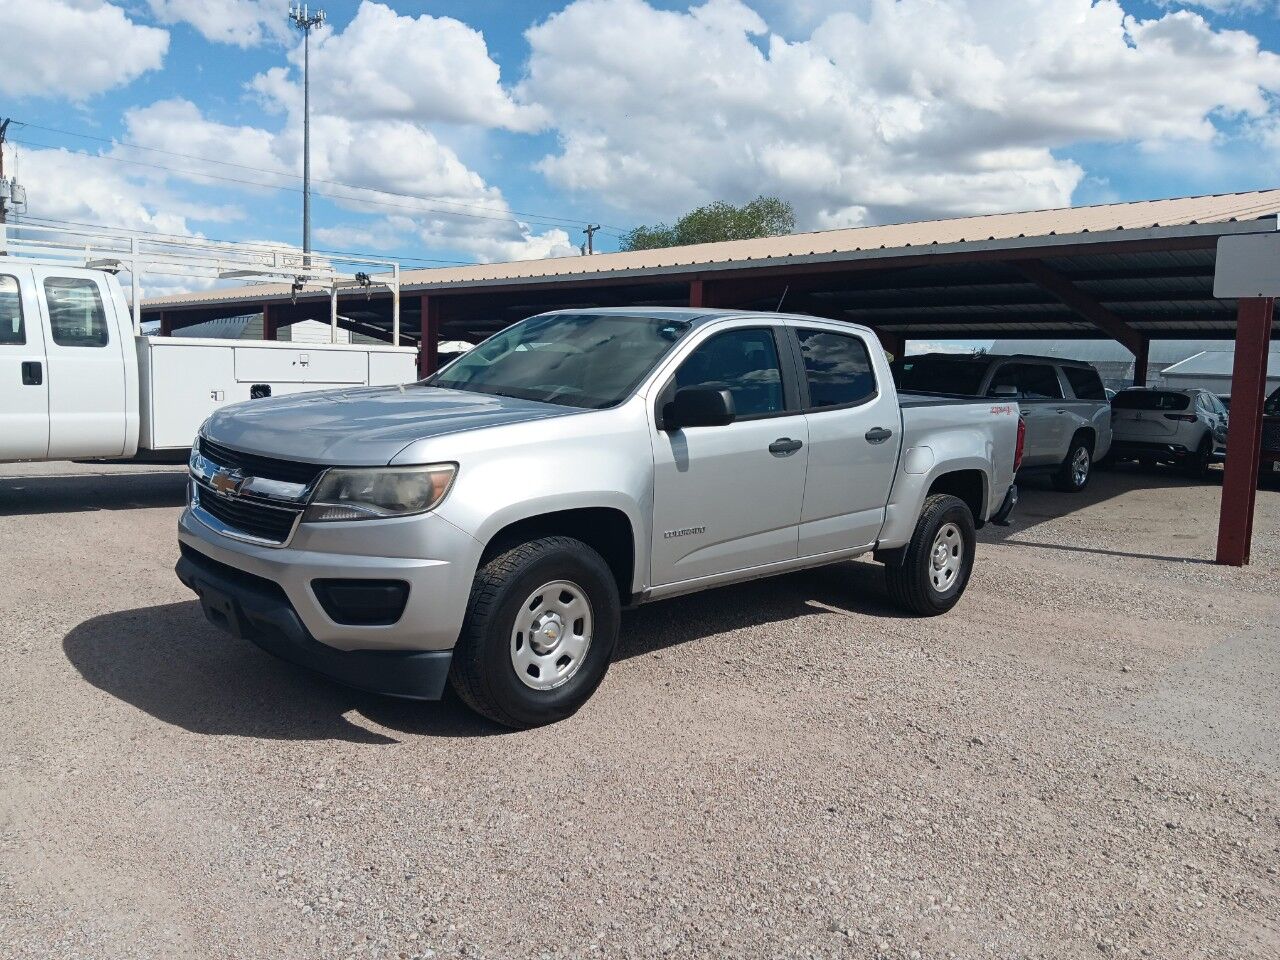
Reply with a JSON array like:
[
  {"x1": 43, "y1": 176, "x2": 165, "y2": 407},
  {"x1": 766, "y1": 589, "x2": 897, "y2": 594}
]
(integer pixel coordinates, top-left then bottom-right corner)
[
  {"x1": 178, "y1": 503, "x2": 480, "y2": 653},
  {"x1": 177, "y1": 544, "x2": 453, "y2": 700}
]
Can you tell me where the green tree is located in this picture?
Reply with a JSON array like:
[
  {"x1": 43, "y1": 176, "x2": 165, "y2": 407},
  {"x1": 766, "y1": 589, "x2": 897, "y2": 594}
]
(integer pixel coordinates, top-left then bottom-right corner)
[{"x1": 619, "y1": 196, "x2": 796, "y2": 251}]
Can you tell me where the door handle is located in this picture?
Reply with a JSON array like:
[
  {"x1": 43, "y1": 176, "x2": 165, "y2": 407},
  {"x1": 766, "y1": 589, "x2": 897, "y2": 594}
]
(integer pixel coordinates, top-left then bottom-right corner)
[
  {"x1": 21, "y1": 361, "x2": 42, "y2": 386},
  {"x1": 768, "y1": 438, "x2": 803, "y2": 456},
  {"x1": 865, "y1": 427, "x2": 893, "y2": 444}
]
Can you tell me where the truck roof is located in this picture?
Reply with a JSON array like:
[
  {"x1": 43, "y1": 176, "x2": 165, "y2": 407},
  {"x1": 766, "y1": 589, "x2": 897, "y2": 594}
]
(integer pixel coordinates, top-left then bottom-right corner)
[
  {"x1": 532, "y1": 306, "x2": 875, "y2": 331},
  {"x1": 904, "y1": 351, "x2": 1099, "y2": 369}
]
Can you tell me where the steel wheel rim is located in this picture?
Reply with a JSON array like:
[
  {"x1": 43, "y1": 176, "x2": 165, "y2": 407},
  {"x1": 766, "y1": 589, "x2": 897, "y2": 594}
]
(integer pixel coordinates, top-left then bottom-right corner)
[
  {"x1": 511, "y1": 580, "x2": 593, "y2": 691},
  {"x1": 1072, "y1": 447, "x2": 1090, "y2": 486},
  {"x1": 929, "y1": 522, "x2": 964, "y2": 594}
]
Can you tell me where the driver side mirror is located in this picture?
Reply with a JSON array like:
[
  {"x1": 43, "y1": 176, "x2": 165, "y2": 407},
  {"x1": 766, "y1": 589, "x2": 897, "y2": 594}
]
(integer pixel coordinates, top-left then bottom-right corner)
[
  {"x1": 990, "y1": 384, "x2": 1018, "y2": 399},
  {"x1": 663, "y1": 386, "x2": 736, "y2": 430}
]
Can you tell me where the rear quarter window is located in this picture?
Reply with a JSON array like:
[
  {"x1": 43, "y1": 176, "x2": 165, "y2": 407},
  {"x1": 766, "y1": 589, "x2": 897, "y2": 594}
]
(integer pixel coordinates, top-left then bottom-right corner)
[
  {"x1": 1063, "y1": 366, "x2": 1106, "y2": 401},
  {"x1": 44, "y1": 277, "x2": 110, "y2": 348}
]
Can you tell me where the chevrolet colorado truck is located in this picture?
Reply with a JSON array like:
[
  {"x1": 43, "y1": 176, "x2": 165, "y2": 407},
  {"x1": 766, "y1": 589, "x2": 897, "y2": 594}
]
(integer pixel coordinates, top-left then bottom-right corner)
[{"x1": 177, "y1": 308, "x2": 1021, "y2": 728}]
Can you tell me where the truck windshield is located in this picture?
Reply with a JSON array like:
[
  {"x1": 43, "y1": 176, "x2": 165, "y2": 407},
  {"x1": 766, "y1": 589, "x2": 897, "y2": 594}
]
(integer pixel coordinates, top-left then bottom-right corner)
[
  {"x1": 893, "y1": 355, "x2": 988, "y2": 396},
  {"x1": 425, "y1": 312, "x2": 692, "y2": 409}
]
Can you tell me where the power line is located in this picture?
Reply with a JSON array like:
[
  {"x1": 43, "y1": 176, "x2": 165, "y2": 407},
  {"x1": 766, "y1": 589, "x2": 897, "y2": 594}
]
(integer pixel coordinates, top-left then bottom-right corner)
[
  {"x1": 11, "y1": 119, "x2": 627, "y2": 234},
  {"x1": 17, "y1": 213, "x2": 476, "y2": 267}
]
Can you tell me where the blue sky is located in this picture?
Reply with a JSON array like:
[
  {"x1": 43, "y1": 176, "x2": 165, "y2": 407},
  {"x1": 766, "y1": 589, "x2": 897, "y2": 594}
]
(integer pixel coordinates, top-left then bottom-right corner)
[{"x1": 4, "y1": 0, "x2": 1280, "y2": 278}]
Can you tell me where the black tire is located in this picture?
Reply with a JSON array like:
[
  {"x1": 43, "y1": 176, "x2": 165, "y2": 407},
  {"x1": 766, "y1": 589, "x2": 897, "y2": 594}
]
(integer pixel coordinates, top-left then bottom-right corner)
[
  {"x1": 449, "y1": 536, "x2": 621, "y2": 729},
  {"x1": 1181, "y1": 435, "x2": 1212, "y2": 479},
  {"x1": 1053, "y1": 433, "x2": 1093, "y2": 492},
  {"x1": 883, "y1": 493, "x2": 976, "y2": 617}
]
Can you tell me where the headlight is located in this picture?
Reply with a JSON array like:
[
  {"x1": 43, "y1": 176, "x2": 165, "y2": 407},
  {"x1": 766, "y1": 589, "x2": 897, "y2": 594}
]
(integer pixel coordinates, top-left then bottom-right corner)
[{"x1": 302, "y1": 464, "x2": 457, "y2": 522}]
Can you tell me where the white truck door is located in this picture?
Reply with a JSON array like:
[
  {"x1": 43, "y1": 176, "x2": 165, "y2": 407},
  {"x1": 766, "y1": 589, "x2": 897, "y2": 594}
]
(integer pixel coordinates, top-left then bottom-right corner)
[
  {"x1": 650, "y1": 325, "x2": 807, "y2": 586},
  {"x1": 0, "y1": 267, "x2": 50, "y2": 461},
  {"x1": 34, "y1": 269, "x2": 129, "y2": 459},
  {"x1": 791, "y1": 325, "x2": 900, "y2": 555}
]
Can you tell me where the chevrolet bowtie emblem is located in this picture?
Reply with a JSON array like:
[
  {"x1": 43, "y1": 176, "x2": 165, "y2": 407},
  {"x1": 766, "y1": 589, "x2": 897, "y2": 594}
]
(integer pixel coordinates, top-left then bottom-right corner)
[{"x1": 210, "y1": 468, "x2": 246, "y2": 497}]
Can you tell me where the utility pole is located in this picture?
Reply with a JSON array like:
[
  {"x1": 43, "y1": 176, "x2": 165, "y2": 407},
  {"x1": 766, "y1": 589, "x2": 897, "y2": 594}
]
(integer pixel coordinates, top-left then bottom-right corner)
[
  {"x1": 0, "y1": 119, "x2": 10, "y2": 228},
  {"x1": 289, "y1": 5, "x2": 326, "y2": 265},
  {"x1": 583, "y1": 223, "x2": 601, "y2": 255}
]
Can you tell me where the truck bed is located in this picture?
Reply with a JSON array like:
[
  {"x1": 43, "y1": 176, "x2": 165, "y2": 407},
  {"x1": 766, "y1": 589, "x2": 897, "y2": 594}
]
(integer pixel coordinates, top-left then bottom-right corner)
[{"x1": 136, "y1": 335, "x2": 417, "y2": 451}]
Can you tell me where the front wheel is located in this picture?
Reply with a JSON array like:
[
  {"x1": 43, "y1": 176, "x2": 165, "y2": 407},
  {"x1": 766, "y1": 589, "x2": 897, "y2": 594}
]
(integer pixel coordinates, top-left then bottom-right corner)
[
  {"x1": 449, "y1": 536, "x2": 621, "y2": 729},
  {"x1": 1053, "y1": 436, "x2": 1093, "y2": 492},
  {"x1": 883, "y1": 493, "x2": 976, "y2": 616}
]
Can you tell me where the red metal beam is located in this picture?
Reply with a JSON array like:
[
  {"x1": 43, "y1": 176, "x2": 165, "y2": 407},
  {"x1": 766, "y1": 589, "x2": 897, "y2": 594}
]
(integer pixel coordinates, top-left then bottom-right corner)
[
  {"x1": 1215, "y1": 297, "x2": 1273, "y2": 566},
  {"x1": 158, "y1": 311, "x2": 171, "y2": 337},
  {"x1": 419, "y1": 294, "x2": 440, "y2": 378},
  {"x1": 262, "y1": 303, "x2": 277, "y2": 341},
  {"x1": 874, "y1": 330, "x2": 906, "y2": 359},
  {"x1": 1013, "y1": 260, "x2": 1145, "y2": 355},
  {"x1": 1132, "y1": 338, "x2": 1149, "y2": 386}
]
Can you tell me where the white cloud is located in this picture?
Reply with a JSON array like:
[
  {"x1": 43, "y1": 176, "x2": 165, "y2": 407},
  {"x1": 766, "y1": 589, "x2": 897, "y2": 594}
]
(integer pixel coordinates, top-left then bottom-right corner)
[
  {"x1": 1154, "y1": 1, "x2": 1271, "y2": 13},
  {"x1": 268, "y1": 1, "x2": 544, "y2": 131},
  {"x1": 145, "y1": 0, "x2": 290, "y2": 47},
  {"x1": 521, "y1": 0, "x2": 1280, "y2": 227},
  {"x1": 0, "y1": 0, "x2": 168, "y2": 100}
]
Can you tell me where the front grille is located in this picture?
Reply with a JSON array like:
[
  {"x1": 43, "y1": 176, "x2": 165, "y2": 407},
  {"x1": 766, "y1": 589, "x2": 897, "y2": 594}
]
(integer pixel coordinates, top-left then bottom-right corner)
[
  {"x1": 199, "y1": 437, "x2": 326, "y2": 486},
  {"x1": 195, "y1": 484, "x2": 302, "y2": 543}
]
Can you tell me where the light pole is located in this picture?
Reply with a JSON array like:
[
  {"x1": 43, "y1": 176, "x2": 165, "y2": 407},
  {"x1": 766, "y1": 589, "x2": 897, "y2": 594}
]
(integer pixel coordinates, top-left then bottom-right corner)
[{"x1": 289, "y1": 4, "x2": 326, "y2": 265}]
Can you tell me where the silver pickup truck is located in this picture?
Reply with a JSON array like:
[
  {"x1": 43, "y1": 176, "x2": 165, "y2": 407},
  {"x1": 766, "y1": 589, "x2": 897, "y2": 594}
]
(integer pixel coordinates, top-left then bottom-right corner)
[{"x1": 176, "y1": 308, "x2": 1021, "y2": 727}]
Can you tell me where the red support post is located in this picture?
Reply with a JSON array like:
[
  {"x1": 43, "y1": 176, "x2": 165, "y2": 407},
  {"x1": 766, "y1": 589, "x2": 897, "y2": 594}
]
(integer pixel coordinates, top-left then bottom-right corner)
[
  {"x1": 159, "y1": 311, "x2": 172, "y2": 337},
  {"x1": 1132, "y1": 337, "x2": 1149, "y2": 387},
  {"x1": 1215, "y1": 297, "x2": 1273, "y2": 566},
  {"x1": 688, "y1": 278, "x2": 708, "y2": 308},
  {"x1": 262, "y1": 303, "x2": 277, "y2": 341},
  {"x1": 418, "y1": 294, "x2": 440, "y2": 378}
]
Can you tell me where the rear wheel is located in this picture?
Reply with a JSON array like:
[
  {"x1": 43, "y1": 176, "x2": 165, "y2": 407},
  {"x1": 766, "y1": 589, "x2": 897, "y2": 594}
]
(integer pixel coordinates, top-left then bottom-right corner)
[
  {"x1": 1182, "y1": 435, "x2": 1212, "y2": 479},
  {"x1": 1053, "y1": 435, "x2": 1093, "y2": 492},
  {"x1": 449, "y1": 536, "x2": 621, "y2": 729},
  {"x1": 883, "y1": 493, "x2": 976, "y2": 616}
]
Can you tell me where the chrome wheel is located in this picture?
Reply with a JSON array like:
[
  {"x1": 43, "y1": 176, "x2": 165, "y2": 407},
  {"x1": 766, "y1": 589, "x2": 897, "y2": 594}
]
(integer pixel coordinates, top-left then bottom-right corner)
[
  {"x1": 511, "y1": 580, "x2": 593, "y2": 691},
  {"x1": 929, "y1": 522, "x2": 964, "y2": 594},
  {"x1": 1071, "y1": 446, "x2": 1090, "y2": 487}
]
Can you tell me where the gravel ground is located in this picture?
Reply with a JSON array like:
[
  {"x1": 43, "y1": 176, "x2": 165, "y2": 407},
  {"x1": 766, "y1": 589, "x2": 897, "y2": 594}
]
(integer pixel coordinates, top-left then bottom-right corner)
[{"x1": 2, "y1": 459, "x2": 1278, "y2": 959}]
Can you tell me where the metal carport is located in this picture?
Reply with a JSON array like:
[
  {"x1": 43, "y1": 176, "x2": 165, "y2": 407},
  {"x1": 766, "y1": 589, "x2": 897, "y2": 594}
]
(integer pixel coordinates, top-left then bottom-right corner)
[{"x1": 143, "y1": 190, "x2": 1280, "y2": 566}]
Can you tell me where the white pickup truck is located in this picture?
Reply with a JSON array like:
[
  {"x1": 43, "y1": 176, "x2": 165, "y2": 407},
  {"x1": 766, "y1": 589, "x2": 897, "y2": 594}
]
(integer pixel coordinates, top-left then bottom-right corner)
[
  {"x1": 0, "y1": 263, "x2": 415, "y2": 463},
  {"x1": 177, "y1": 308, "x2": 1022, "y2": 728}
]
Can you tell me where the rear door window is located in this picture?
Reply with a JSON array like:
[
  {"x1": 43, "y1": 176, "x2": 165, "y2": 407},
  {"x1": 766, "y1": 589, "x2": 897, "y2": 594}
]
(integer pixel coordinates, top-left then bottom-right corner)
[
  {"x1": 44, "y1": 277, "x2": 110, "y2": 347},
  {"x1": 990, "y1": 362, "x2": 1063, "y2": 400},
  {"x1": 894, "y1": 355, "x2": 988, "y2": 395},
  {"x1": 675, "y1": 327, "x2": 786, "y2": 417},
  {"x1": 1063, "y1": 365, "x2": 1106, "y2": 401},
  {"x1": 796, "y1": 328, "x2": 876, "y2": 408},
  {"x1": 1112, "y1": 390, "x2": 1190, "y2": 411},
  {"x1": 0, "y1": 275, "x2": 24, "y2": 345}
]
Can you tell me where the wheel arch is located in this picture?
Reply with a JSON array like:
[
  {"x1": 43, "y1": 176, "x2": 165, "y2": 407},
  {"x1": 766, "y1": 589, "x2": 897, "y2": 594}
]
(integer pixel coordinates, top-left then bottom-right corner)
[{"x1": 927, "y1": 468, "x2": 988, "y2": 528}]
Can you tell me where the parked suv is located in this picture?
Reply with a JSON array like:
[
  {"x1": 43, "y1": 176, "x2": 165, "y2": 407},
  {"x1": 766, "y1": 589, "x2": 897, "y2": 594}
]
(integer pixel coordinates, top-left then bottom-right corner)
[
  {"x1": 893, "y1": 353, "x2": 1112, "y2": 491},
  {"x1": 1109, "y1": 388, "x2": 1227, "y2": 476},
  {"x1": 1262, "y1": 385, "x2": 1280, "y2": 476}
]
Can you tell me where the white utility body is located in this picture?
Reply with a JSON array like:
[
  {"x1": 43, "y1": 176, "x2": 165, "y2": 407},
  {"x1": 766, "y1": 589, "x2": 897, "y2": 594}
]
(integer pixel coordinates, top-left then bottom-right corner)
[{"x1": 0, "y1": 225, "x2": 415, "y2": 462}]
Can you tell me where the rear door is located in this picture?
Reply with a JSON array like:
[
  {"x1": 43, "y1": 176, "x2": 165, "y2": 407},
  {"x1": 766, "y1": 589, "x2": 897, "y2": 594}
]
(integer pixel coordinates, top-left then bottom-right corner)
[
  {"x1": 649, "y1": 323, "x2": 807, "y2": 586},
  {"x1": 790, "y1": 324, "x2": 900, "y2": 555},
  {"x1": 34, "y1": 269, "x2": 129, "y2": 459},
  {"x1": 988, "y1": 361, "x2": 1067, "y2": 465},
  {"x1": 0, "y1": 267, "x2": 49, "y2": 460}
]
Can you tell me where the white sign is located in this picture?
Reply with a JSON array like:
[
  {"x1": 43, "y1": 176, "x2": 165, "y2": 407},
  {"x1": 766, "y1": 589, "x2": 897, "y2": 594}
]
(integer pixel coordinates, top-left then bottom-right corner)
[{"x1": 1215, "y1": 233, "x2": 1280, "y2": 298}]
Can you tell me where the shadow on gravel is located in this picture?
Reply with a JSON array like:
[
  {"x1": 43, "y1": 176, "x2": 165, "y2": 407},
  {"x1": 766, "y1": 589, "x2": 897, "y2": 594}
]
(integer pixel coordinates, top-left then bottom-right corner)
[
  {"x1": 616, "y1": 558, "x2": 908, "y2": 661},
  {"x1": 63, "y1": 601, "x2": 502, "y2": 744},
  {"x1": 0, "y1": 470, "x2": 188, "y2": 516}
]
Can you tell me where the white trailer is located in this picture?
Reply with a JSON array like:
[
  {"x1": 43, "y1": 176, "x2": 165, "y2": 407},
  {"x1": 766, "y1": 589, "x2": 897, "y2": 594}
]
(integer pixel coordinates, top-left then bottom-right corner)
[{"x1": 0, "y1": 225, "x2": 416, "y2": 463}]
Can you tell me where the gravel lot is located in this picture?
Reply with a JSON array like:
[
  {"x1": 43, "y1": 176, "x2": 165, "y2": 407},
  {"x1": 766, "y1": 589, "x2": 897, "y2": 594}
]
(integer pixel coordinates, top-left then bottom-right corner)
[{"x1": 2, "y1": 460, "x2": 1278, "y2": 959}]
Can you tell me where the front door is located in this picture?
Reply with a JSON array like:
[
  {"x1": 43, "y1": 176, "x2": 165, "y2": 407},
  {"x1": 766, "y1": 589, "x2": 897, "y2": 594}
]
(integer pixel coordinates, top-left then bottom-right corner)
[
  {"x1": 791, "y1": 325, "x2": 901, "y2": 555},
  {"x1": 35, "y1": 270, "x2": 129, "y2": 459},
  {"x1": 0, "y1": 268, "x2": 50, "y2": 461},
  {"x1": 650, "y1": 325, "x2": 807, "y2": 586}
]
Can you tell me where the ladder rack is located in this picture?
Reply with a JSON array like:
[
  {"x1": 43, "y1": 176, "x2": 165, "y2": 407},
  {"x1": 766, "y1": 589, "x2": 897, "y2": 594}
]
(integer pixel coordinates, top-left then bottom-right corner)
[{"x1": 0, "y1": 222, "x2": 403, "y2": 344}]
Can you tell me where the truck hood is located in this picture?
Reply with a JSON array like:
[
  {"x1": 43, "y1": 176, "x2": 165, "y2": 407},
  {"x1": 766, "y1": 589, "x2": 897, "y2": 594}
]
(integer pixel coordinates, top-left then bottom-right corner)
[{"x1": 202, "y1": 384, "x2": 577, "y2": 465}]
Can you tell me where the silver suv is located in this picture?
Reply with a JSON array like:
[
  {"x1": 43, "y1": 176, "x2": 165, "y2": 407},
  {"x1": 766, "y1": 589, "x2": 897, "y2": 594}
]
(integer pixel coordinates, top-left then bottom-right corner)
[
  {"x1": 1109, "y1": 388, "x2": 1228, "y2": 476},
  {"x1": 894, "y1": 353, "x2": 1113, "y2": 492}
]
